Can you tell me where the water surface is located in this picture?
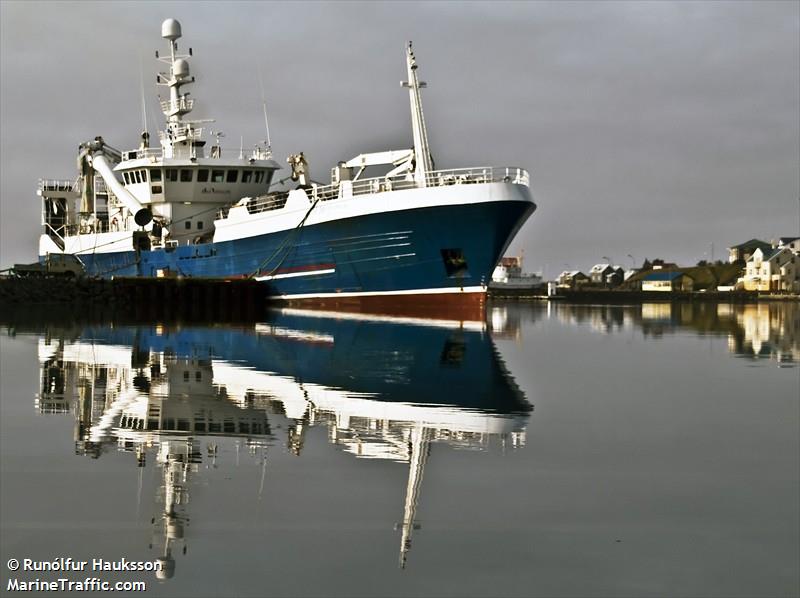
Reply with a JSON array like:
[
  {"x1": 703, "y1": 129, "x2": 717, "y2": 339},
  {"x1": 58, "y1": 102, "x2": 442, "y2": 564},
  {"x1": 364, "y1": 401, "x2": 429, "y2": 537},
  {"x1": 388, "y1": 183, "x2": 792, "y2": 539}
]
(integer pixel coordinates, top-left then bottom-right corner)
[{"x1": 1, "y1": 302, "x2": 797, "y2": 597}]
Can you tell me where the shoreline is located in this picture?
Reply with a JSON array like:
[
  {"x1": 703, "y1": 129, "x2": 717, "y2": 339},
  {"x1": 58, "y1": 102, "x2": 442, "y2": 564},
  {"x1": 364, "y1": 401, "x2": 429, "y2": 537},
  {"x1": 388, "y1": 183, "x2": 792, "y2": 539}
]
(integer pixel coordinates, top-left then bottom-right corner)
[
  {"x1": 1, "y1": 277, "x2": 797, "y2": 314},
  {"x1": 488, "y1": 287, "x2": 799, "y2": 303}
]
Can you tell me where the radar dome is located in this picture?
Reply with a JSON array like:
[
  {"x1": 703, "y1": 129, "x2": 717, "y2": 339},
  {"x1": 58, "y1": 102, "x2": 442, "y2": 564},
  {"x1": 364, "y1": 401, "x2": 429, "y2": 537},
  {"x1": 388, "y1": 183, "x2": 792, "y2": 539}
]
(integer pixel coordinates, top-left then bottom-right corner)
[
  {"x1": 155, "y1": 557, "x2": 175, "y2": 580},
  {"x1": 173, "y1": 59, "x2": 190, "y2": 78},
  {"x1": 161, "y1": 19, "x2": 182, "y2": 41},
  {"x1": 167, "y1": 519, "x2": 184, "y2": 540}
]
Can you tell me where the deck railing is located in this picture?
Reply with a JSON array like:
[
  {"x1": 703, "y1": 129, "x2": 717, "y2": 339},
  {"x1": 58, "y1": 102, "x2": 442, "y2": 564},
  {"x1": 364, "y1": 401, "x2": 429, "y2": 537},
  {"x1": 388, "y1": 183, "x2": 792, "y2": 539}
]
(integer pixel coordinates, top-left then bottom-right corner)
[
  {"x1": 318, "y1": 165, "x2": 530, "y2": 202},
  {"x1": 221, "y1": 165, "x2": 529, "y2": 221},
  {"x1": 39, "y1": 179, "x2": 78, "y2": 194},
  {"x1": 122, "y1": 143, "x2": 272, "y2": 162},
  {"x1": 159, "y1": 97, "x2": 194, "y2": 114}
]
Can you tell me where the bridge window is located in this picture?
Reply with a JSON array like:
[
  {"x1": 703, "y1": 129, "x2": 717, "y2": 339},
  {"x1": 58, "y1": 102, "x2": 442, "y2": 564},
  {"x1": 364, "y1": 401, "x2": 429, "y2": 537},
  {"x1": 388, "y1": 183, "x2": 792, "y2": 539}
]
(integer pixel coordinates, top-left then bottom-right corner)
[
  {"x1": 123, "y1": 172, "x2": 130, "y2": 184},
  {"x1": 211, "y1": 170, "x2": 224, "y2": 183},
  {"x1": 180, "y1": 169, "x2": 193, "y2": 182},
  {"x1": 140, "y1": 170, "x2": 148, "y2": 182},
  {"x1": 151, "y1": 185, "x2": 162, "y2": 194},
  {"x1": 242, "y1": 170, "x2": 253, "y2": 183},
  {"x1": 185, "y1": 221, "x2": 191, "y2": 230},
  {"x1": 150, "y1": 169, "x2": 162, "y2": 182},
  {"x1": 134, "y1": 171, "x2": 142, "y2": 184},
  {"x1": 255, "y1": 171, "x2": 264, "y2": 183},
  {"x1": 226, "y1": 170, "x2": 238, "y2": 183},
  {"x1": 197, "y1": 221, "x2": 203, "y2": 230},
  {"x1": 197, "y1": 169, "x2": 209, "y2": 182},
  {"x1": 166, "y1": 169, "x2": 178, "y2": 182}
]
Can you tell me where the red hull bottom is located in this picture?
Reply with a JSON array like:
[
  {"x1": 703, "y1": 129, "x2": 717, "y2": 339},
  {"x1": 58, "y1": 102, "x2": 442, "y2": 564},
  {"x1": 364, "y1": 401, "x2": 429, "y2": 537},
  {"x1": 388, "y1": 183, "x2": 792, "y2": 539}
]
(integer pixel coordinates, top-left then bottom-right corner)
[{"x1": 274, "y1": 290, "x2": 488, "y2": 323}]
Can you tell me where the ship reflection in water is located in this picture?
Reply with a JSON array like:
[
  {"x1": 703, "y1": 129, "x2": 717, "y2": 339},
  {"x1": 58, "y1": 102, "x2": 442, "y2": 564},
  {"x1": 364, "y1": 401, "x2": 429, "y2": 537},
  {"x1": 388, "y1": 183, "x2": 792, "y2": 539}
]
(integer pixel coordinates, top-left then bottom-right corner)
[{"x1": 35, "y1": 308, "x2": 531, "y2": 578}]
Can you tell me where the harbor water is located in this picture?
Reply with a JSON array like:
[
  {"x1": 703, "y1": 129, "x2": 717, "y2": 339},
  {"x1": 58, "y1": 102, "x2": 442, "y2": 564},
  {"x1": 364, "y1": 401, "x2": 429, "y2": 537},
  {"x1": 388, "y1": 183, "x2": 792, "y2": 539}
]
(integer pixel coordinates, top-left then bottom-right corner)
[{"x1": 1, "y1": 301, "x2": 797, "y2": 597}]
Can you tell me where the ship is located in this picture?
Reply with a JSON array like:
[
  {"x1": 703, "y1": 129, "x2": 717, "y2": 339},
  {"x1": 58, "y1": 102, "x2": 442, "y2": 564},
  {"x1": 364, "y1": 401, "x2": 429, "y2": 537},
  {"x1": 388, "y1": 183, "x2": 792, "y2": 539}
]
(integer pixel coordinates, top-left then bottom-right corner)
[
  {"x1": 35, "y1": 18, "x2": 536, "y2": 309},
  {"x1": 489, "y1": 255, "x2": 543, "y2": 291}
]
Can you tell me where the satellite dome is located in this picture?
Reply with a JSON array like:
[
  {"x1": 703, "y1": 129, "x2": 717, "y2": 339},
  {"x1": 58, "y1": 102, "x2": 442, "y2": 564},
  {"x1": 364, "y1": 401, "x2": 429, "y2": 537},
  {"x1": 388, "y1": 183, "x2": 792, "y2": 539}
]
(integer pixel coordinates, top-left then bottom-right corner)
[
  {"x1": 161, "y1": 19, "x2": 182, "y2": 41},
  {"x1": 173, "y1": 59, "x2": 190, "y2": 78},
  {"x1": 155, "y1": 557, "x2": 175, "y2": 580}
]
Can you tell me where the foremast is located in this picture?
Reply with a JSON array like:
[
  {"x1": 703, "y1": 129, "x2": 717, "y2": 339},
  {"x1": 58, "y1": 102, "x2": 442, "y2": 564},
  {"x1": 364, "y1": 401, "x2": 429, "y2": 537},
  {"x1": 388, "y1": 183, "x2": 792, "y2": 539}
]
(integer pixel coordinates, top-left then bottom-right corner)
[{"x1": 403, "y1": 42, "x2": 434, "y2": 186}]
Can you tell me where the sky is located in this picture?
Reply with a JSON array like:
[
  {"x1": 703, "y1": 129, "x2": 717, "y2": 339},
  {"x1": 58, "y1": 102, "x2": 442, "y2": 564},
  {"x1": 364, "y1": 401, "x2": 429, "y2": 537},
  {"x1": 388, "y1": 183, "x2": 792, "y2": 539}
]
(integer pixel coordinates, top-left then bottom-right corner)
[{"x1": 1, "y1": 0, "x2": 798, "y2": 275}]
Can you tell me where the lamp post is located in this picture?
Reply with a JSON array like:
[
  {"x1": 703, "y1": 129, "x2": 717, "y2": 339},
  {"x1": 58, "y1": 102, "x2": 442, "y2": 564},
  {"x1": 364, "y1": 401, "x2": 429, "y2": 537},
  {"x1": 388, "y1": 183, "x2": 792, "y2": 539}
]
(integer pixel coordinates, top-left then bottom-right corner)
[{"x1": 627, "y1": 254, "x2": 635, "y2": 269}]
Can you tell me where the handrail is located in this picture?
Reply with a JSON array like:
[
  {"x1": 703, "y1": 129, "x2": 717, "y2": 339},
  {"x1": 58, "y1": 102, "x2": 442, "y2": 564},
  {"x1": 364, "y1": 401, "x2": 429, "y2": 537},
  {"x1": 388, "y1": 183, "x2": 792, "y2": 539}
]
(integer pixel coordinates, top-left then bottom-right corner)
[
  {"x1": 159, "y1": 97, "x2": 194, "y2": 114},
  {"x1": 39, "y1": 179, "x2": 79, "y2": 193},
  {"x1": 245, "y1": 192, "x2": 290, "y2": 214},
  {"x1": 219, "y1": 165, "x2": 530, "y2": 221},
  {"x1": 121, "y1": 144, "x2": 273, "y2": 162}
]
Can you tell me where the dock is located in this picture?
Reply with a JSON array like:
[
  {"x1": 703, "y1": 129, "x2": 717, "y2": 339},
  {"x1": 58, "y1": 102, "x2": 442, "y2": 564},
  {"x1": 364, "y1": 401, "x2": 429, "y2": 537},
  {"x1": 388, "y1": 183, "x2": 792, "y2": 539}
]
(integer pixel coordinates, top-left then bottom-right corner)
[{"x1": 0, "y1": 276, "x2": 271, "y2": 323}]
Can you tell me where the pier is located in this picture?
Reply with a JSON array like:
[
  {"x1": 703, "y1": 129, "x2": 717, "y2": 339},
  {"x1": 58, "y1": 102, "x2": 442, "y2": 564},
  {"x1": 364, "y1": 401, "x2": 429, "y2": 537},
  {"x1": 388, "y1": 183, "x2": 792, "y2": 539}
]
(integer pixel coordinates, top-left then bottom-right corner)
[{"x1": 0, "y1": 276, "x2": 270, "y2": 324}]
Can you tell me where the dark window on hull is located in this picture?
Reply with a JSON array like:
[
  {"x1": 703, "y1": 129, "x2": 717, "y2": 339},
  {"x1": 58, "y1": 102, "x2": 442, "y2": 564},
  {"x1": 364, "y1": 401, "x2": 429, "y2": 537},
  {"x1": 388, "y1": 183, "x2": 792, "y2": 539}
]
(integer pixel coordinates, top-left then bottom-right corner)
[{"x1": 441, "y1": 248, "x2": 469, "y2": 277}]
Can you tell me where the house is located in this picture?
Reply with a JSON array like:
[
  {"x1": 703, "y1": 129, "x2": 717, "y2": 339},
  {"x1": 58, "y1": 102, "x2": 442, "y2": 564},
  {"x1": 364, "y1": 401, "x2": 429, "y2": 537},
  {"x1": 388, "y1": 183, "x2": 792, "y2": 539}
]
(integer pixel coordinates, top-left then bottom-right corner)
[
  {"x1": 604, "y1": 267, "x2": 626, "y2": 287},
  {"x1": 778, "y1": 236, "x2": 800, "y2": 253},
  {"x1": 557, "y1": 270, "x2": 589, "y2": 288},
  {"x1": 728, "y1": 239, "x2": 772, "y2": 263},
  {"x1": 739, "y1": 247, "x2": 799, "y2": 292},
  {"x1": 589, "y1": 263, "x2": 614, "y2": 284},
  {"x1": 641, "y1": 271, "x2": 694, "y2": 292},
  {"x1": 651, "y1": 259, "x2": 678, "y2": 270}
]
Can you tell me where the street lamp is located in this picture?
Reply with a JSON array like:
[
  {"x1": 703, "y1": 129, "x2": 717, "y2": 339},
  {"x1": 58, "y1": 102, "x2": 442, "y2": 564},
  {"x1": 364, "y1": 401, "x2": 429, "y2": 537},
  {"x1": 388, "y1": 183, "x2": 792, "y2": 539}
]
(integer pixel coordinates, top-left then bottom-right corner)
[{"x1": 627, "y1": 254, "x2": 635, "y2": 268}]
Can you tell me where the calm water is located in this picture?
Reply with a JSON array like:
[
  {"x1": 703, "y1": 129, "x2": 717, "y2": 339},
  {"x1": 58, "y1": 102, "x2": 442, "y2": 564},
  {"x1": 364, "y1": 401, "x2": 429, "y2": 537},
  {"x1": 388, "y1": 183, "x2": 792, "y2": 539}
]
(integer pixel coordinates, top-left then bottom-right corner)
[{"x1": 0, "y1": 302, "x2": 797, "y2": 597}]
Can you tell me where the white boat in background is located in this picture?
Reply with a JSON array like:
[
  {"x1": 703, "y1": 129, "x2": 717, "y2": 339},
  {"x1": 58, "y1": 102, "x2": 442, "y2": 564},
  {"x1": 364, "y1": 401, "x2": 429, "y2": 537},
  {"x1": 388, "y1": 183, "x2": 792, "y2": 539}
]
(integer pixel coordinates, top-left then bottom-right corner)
[{"x1": 489, "y1": 255, "x2": 543, "y2": 291}]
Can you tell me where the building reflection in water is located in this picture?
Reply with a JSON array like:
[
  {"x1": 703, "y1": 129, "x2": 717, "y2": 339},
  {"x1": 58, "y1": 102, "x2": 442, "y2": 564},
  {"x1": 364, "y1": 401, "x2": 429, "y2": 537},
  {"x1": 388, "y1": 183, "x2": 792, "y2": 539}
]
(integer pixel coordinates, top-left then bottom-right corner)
[
  {"x1": 34, "y1": 308, "x2": 532, "y2": 577},
  {"x1": 542, "y1": 301, "x2": 799, "y2": 365}
]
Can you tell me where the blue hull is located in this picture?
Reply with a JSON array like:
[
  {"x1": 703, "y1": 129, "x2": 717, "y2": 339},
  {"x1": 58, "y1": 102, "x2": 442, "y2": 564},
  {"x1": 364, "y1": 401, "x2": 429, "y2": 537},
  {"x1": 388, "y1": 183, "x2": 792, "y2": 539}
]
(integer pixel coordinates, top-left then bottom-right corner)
[{"x1": 70, "y1": 200, "x2": 534, "y2": 296}]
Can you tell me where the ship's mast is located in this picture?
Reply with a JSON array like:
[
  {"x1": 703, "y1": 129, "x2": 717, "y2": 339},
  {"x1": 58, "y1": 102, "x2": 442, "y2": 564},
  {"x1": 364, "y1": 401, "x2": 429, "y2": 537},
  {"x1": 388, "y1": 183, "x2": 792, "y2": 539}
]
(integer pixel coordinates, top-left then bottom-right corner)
[
  {"x1": 157, "y1": 19, "x2": 197, "y2": 155},
  {"x1": 402, "y1": 42, "x2": 433, "y2": 187}
]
